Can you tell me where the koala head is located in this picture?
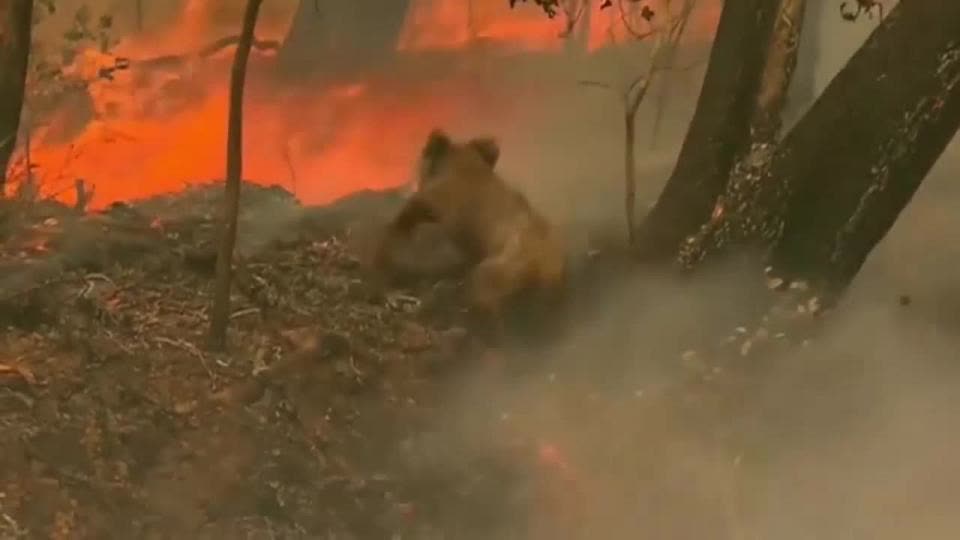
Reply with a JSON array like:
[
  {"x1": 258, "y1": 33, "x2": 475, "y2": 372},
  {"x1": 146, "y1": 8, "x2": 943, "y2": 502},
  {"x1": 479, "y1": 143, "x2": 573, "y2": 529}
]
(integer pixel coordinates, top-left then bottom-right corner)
[{"x1": 417, "y1": 129, "x2": 501, "y2": 186}]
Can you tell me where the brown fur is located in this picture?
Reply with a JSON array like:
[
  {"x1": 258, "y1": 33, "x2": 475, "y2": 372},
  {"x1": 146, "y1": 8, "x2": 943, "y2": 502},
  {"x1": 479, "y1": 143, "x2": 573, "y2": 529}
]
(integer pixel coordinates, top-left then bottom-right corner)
[{"x1": 370, "y1": 129, "x2": 567, "y2": 328}]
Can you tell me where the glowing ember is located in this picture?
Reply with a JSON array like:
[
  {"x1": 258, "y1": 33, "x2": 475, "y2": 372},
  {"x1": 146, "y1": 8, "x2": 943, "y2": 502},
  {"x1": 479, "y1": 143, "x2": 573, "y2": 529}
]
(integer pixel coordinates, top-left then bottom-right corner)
[
  {"x1": 538, "y1": 441, "x2": 574, "y2": 475},
  {"x1": 532, "y1": 439, "x2": 586, "y2": 535}
]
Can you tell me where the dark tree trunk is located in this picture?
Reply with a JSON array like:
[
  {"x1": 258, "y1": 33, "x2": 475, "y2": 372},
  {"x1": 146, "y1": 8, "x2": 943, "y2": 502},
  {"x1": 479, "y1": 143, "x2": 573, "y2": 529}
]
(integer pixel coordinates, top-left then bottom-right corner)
[
  {"x1": 276, "y1": 0, "x2": 410, "y2": 80},
  {"x1": 769, "y1": 0, "x2": 960, "y2": 296},
  {"x1": 0, "y1": 0, "x2": 33, "y2": 196},
  {"x1": 677, "y1": 0, "x2": 806, "y2": 268},
  {"x1": 633, "y1": 0, "x2": 782, "y2": 260},
  {"x1": 209, "y1": 0, "x2": 264, "y2": 351}
]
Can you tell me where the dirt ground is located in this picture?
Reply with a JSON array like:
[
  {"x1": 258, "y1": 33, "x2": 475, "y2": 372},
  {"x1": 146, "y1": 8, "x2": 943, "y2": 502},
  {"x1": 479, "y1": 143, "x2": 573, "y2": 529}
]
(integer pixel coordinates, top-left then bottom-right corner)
[
  {"x1": 0, "y1": 184, "x2": 605, "y2": 539},
  {"x1": 0, "y1": 183, "x2": 834, "y2": 539}
]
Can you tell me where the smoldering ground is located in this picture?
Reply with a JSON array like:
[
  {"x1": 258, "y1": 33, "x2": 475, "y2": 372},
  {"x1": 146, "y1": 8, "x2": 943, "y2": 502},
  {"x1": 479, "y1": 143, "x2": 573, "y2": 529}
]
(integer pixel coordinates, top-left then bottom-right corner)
[
  {"x1": 391, "y1": 2, "x2": 960, "y2": 538},
  {"x1": 401, "y1": 129, "x2": 960, "y2": 538}
]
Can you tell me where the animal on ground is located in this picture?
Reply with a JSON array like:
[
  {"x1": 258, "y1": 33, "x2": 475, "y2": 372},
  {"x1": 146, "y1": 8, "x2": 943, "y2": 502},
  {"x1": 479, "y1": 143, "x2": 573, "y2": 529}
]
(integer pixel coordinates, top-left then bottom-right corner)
[{"x1": 367, "y1": 129, "x2": 567, "y2": 337}]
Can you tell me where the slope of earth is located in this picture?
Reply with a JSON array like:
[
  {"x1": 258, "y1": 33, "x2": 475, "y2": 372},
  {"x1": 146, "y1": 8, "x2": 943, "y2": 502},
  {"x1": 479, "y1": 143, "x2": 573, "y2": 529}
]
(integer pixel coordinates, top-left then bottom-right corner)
[
  {"x1": 0, "y1": 184, "x2": 570, "y2": 539},
  {"x1": 0, "y1": 182, "x2": 852, "y2": 540}
]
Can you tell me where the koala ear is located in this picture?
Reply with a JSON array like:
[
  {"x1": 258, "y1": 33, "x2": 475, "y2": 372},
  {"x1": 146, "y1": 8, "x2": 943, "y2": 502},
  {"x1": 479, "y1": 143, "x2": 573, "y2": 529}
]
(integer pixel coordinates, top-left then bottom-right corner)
[
  {"x1": 418, "y1": 129, "x2": 452, "y2": 182},
  {"x1": 468, "y1": 137, "x2": 500, "y2": 168},
  {"x1": 422, "y1": 129, "x2": 452, "y2": 161}
]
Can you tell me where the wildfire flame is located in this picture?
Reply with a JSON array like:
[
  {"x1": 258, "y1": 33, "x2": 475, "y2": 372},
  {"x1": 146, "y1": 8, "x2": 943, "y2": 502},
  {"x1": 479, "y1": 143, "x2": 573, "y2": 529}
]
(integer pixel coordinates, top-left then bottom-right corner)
[{"x1": 13, "y1": 0, "x2": 720, "y2": 210}]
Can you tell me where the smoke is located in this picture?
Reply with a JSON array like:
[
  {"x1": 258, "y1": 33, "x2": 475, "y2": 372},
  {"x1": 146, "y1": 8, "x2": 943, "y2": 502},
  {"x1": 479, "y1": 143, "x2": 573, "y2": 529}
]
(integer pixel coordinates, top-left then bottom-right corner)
[
  {"x1": 409, "y1": 142, "x2": 960, "y2": 537},
  {"x1": 397, "y1": 1, "x2": 960, "y2": 537}
]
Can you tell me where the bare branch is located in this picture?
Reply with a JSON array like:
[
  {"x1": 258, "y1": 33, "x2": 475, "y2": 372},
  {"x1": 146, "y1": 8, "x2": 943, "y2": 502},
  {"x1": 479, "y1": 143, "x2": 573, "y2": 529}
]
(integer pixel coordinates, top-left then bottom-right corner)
[
  {"x1": 626, "y1": 74, "x2": 647, "y2": 96},
  {"x1": 616, "y1": 0, "x2": 657, "y2": 41},
  {"x1": 559, "y1": 0, "x2": 588, "y2": 38}
]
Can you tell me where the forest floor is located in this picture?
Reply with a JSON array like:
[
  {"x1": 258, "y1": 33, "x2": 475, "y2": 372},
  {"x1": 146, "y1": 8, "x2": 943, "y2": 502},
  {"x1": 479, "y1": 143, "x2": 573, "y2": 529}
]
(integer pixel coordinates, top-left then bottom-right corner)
[{"x1": 0, "y1": 183, "x2": 808, "y2": 539}]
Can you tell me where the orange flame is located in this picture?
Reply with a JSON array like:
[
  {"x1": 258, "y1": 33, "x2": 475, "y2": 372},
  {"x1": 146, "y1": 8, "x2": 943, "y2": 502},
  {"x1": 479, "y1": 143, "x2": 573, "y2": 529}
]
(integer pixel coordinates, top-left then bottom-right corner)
[{"x1": 15, "y1": 1, "x2": 720, "y2": 210}]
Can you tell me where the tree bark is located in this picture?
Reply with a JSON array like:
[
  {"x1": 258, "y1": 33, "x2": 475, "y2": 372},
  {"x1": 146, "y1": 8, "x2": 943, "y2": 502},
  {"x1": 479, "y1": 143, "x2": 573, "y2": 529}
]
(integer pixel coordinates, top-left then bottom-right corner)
[
  {"x1": 769, "y1": 0, "x2": 960, "y2": 296},
  {"x1": 633, "y1": 0, "x2": 782, "y2": 261},
  {"x1": 750, "y1": 0, "x2": 807, "y2": 144},
  {"x1": 0, "y1": 0, "x2": 33, "y2": 196},
  {"x1": 208, "y1": 0, "x2": 264, "y2": 350},
  {"x1": 276, "y1": 0, "x2": 410, "y2": 80},
  {"x1": 784, "y1": 0, "x2": 823, "y2": 127},
  {"x1": 677, "y1": 0, "x2": 807, "y2": 267}
]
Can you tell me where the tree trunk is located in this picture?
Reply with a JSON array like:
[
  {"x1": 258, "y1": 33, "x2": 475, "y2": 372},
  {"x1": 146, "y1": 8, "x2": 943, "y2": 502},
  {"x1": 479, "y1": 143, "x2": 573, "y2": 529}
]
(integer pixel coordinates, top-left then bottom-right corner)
[
  {"x1": 769, "y1": 0, "x2": 960, "y2": 296},
  {"x1": 208, "y1": 0, "x2": 264, "y2": 351},
  {"x1": 563, "y1": 0, "x2": 590, "y2": 56},
  {"x1": 750, "y1": 0, "x2": 807, "y2": 144},
  {"x1": 784, "y1": 0, "x2": 823, "y2": 127},
  {"x1": 624, "y1": 110, "x2": 637, "y2": 244},
  {"x1": 677, "y1": 0, "x2": 807, "y2": 267},
  {"x1": 136, "y1": 0, "x2": 144, "y2": 31},
  {"x1": 633, "y1": 0, "x2": 782, "y2": 261},
  {"x1": 0, "y1": 0, "x2": 33, "y2": 196},
  {"x1": 276, "y1": 0, "x2": 410, "y2": 80}
]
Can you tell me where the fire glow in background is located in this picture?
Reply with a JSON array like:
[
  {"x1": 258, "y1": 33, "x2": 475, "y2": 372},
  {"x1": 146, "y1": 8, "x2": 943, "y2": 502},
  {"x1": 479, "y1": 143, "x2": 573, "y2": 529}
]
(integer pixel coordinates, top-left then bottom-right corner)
[{"x1": 15, "y1": 0, "x2": 720, "y2": 209}]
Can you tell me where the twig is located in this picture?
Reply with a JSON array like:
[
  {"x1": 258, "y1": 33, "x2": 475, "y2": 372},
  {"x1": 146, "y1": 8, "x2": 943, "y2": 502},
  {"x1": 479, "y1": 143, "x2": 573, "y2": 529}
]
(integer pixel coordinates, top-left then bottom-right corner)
[
  {"x1": 153, "y1": 336, "x2": 214, "y2": 379},
  {"x1": 280, "y1": 140, "x2": 298, "y2": 196},
  {"x1": 230, "y1": 306, "x2": 261, "y2": 320},
  {"x1": 176, "y1": 331, "x2": 349, "y2": 415}
]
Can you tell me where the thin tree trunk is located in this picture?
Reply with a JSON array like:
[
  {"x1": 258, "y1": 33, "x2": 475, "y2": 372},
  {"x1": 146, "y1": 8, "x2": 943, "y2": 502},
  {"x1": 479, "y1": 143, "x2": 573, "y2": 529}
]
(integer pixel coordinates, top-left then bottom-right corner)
[
  {"x1": 208, "y1": 0, "x2": 264, "y2": 350},
  {"x1": 648, "y1": 65, "x2": 672, "y2": 150},
  {"x1": 769, "y1": 0, "x2": 960, "y2": 296},
  {"x1": 633, "y1": 0, "x2": 782, "y2": 261},
  {"x1": 564, "y1": 0, "x2": 590, "y2": 56},
  {"x1": 0, "y1": 0, "x2": 33, "y2": 196},
  {"x1": 624, "y1": 110, "x2": 637, "y2": 243},
  {"x1": 647, "y1": 8, "x2": 692, "y2": 151}
]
